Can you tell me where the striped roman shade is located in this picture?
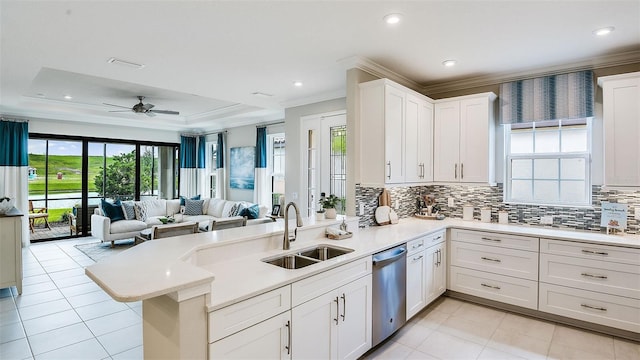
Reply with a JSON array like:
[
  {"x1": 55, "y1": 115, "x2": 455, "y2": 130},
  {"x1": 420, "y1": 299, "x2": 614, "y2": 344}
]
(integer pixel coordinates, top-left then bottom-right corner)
[{"x1": 500, "y1": 70, "x2": 594, "y2": 124}]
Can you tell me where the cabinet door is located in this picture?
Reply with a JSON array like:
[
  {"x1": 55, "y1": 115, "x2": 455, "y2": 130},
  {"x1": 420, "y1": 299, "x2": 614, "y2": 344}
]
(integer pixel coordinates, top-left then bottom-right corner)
[
  {"x1": 209, "y1": 312, "x2": 291, "y2": 360},
  {"x1": 336, "y1": 274, "x2": 372, "y2": 360},
  {"x1": 404, "y1": 94, "x2": 421, "y2": 182},
  {"x1": 426, "y1": 243, "x2": 446, "y2": 304},
  {"x1": 433, "y1": 101, "x2": 460, "y2": 182},
  {"x1": 292, "y1": 291, "x2": 337, "y2": 359},
  {"x1": 459, "y1": 97, "x2": 490, "y2": 183},
  {"x1": 419, "y1": 100, "x2": 434, "y2": 182},
  {"x1": 406, "y1": 250, "x2": 427, "y2": 319},
  {"x1": 603, "y1": 76, "x2": 640, "y2": 187},
  {"x1": 384, "y1": 86, "x2": 405, "y2": 183}
]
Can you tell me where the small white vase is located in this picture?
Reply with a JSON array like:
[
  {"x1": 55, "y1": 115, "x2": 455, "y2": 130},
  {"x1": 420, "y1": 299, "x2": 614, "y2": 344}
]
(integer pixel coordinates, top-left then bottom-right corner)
[
  {"x1": 325, "y1": 208, "x2": 337, "y2": 219},
  {"x1": 315, "y1": 212, "x2": 325, "y2": 221}
]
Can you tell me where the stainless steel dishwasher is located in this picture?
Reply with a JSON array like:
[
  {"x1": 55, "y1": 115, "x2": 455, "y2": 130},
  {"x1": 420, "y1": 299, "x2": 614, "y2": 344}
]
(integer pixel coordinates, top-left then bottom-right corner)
[{"x1": 371, "y1": 243, "x2": 407, "y2": 346}]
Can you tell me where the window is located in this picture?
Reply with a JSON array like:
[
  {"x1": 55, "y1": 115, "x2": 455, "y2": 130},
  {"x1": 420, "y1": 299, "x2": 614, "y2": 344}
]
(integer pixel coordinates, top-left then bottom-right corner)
[
  {"x1": 207, "y1": 141, "x2": 218, "y2": 198},
  {"x1": 268, "y1": 133, "x2": 285, "y2": 207},
  {"x1": 329, "y1": 125, "x2": 346, "y2": 214},
  {"x1": 505, "y1": 118, "x2": 591, "y2": 206}
]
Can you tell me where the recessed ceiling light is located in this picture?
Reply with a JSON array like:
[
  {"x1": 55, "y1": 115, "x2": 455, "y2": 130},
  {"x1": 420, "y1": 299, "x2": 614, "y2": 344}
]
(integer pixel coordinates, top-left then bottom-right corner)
[
  {"x1": 383, "y1": 13, "x2": 403, "y2": 25},
  {"x1": 293, "y1": 81, "x2": 303, "y2": 87},
  {"x1": 593, "y1": 26, "x2": 615, "y2": 36},
  {"x1": 107, "y1": 57, "x2": 145, "y2": 69},
  {"x1": 442, "y1": 60, "x2": 457, "y2": 67},
  {"x1": 63, "y1": 95, "x2": 73, "y2": 100}
]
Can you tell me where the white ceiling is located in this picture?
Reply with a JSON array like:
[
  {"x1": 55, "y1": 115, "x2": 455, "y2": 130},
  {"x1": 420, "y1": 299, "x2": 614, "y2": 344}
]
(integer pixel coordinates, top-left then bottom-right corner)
[{"x1": 1, "y1": 1, "x2": 639, "y2": 133}]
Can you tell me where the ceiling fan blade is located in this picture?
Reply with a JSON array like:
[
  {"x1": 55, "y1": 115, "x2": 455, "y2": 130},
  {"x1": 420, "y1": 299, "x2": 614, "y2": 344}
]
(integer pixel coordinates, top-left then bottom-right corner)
[
  {"x1": 145, "y1": 111, "x2": 157, "y2": 117},
  {"x1": 149, "y1": 110, "x2": 180, "y2": 115},
  {"x1": 103, "y1": 103, "x2": 132, "y2": 109},
  {"x1": 108, "y1": 110, "x2": 132, "y2": 113},
  {"x1": 142, "y1": 103, "x2": 155, "y2": 111}
]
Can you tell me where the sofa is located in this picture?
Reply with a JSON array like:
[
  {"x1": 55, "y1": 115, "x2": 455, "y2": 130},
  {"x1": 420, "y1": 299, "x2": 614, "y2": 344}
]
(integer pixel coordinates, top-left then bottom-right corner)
[{"x1": 91, "y1": 198, "x2": 271, "y2": 247}]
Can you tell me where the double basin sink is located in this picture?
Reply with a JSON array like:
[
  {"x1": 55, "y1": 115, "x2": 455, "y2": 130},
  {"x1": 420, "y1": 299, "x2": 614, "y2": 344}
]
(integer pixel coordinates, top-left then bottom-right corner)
[{"x1": 262, "y1": 244, "x2": 354, "y2": 269}]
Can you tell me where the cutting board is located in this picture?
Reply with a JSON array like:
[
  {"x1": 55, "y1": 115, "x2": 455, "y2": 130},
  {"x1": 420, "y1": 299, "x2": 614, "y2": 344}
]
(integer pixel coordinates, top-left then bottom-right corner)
[{"x1": 375, "y1": 189, "x2": 398, "y2": 225}]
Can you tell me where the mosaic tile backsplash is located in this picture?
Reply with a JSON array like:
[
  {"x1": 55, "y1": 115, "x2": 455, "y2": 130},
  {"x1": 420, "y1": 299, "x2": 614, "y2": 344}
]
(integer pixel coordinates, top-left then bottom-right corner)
[{"x1": 355, "y1": 184, "x2": 640, "y2": 234}]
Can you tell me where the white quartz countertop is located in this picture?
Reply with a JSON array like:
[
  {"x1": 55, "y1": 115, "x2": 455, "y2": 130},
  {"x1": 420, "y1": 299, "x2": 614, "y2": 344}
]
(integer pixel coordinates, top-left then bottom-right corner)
[{"x1": 85, "y1": 216, "x2": 640, "y2": 307}]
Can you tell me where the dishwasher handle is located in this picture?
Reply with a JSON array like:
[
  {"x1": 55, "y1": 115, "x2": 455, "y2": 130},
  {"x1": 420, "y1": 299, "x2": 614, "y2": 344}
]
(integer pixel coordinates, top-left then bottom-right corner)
[{"x1": 372, "y1": 247, "x2": 406, "y2": 267}]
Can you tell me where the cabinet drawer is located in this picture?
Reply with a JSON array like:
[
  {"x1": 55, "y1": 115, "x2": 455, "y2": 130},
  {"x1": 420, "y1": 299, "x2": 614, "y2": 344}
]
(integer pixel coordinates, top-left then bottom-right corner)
[
  {"x1": 451, "y1": 229, "x2": 538, "y2": 251},
  {"x1": 450, "y1": 241, "x2": 538, "y2": 281},
  {"x1": 540, "y1": 238, "x2": 640, "y2": 265},
  {"x1": 292, "y1": 257, "x2": 371, "y2": 307},
  {"x1": 425, "y1": 230, "x2": 445, "y2": 247},
  {"x1": 539, "y1": 283, "x2": 640, "y2": 333},
  {"x1": 540, "y1": 253, "x2": 640, "y2": 299},
  {"x1": 449, "y1": 266, "x2": 538, "y2": 310},
  {"x1": 407, "y1": 237, "x2": 425, "y2": 256},
  {"x1": 209, "y1": 285, "x2": 291, "y2": 342}
]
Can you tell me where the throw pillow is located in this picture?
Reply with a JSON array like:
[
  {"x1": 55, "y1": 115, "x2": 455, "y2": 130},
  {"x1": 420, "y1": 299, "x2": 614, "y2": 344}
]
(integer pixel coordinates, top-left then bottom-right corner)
[
  {"x1": 229, "y1": 202, "x2": 244, "y2": 217},
  {"x1": 121, "y1": 201, "x2": 136, "y2": 220},
  {"x1": 241, "y1": 204, "x2": 260, "y2": 219},
  {"x1": 101, "y1": 199, "x2": 124, "y2": 222},
  {"x1": 134, "y1": 202, "x2": 147, "y2": 221},
  {"x1": 180, "y1": 194, "x2": 200, "y2": 206},
  {"x1": 184, "y1": 199, "x2": 204, "y2": 215}
]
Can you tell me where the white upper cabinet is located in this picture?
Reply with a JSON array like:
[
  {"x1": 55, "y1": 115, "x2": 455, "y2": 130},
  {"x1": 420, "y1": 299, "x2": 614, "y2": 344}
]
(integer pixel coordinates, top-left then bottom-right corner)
[
  {"x1": 359, "y1": 79, "x2": 434, "y2": 186},
  {"x1": 598, "y1": 72, "x2": 640, "y2": 188},
  {"x1": 433, "y1": 93, "x2": 496, "y2": 184}
]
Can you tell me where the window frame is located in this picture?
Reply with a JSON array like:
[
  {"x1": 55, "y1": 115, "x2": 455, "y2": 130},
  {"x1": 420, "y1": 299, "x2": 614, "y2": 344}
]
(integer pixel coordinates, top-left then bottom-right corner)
[{"x1": 504, "y1": 118, "x2": 593, "y2": 207}]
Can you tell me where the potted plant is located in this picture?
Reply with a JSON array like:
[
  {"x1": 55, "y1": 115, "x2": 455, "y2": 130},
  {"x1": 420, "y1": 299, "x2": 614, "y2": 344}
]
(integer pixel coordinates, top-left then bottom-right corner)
[
  {"x1": 319, "y1": 194, "x2": 340, "y2": 219},
  {"x1": 315, "y1": 208, "x2": 325, "y2": 221}
]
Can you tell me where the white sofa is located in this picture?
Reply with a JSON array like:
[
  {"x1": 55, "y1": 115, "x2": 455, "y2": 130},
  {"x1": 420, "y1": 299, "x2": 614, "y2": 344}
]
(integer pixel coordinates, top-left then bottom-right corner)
[{"x1": 91, "y1": 198, "x2": 271, "y2": 247}]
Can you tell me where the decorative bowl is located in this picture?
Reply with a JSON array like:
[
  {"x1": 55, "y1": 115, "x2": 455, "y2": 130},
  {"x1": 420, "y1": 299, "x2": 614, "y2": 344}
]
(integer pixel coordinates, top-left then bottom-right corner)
[{"x1": 0, "y1": 197, "x2": 14, "y2": 214}]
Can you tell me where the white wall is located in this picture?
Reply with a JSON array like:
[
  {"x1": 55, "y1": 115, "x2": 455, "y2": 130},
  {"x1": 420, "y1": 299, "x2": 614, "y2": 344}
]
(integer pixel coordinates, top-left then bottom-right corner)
[
  {"x1": 284, "y1": 98, "x2": 346, "y2": 212},
  {"x1": 28, "y1": 117, "x2": 180, "y2": 143}
]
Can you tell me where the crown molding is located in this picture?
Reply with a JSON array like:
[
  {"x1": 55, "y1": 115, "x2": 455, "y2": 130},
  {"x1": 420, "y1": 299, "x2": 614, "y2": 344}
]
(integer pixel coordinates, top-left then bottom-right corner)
[
  {"x1": 338, "y1": 55, "x2": 423, "y2": 92},
  {"x1": 421, "y1": 50, "x2": 640, "y2": 95}
]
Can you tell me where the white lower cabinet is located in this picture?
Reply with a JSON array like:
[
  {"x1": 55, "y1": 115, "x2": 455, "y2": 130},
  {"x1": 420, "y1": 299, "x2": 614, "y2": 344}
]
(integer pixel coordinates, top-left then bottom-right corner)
[
  {"x1": 406, "y1": 231, "x2": 446, "y2": 320},
  {"x1": 292, "y1": 274, "x2": 372, "y2": 360},
  {"x1": 209, "y1": 311, "x2": 292, "y2": 359},
  {"x1": 538, "y1": 238, "x2": 640, "y2": 333}
]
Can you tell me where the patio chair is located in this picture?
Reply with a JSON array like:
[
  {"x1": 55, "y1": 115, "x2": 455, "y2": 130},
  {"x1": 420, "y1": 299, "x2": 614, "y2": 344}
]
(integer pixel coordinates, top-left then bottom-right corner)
[{"x1": 29, "y1": 200, "x2": 51, "y2": 233}]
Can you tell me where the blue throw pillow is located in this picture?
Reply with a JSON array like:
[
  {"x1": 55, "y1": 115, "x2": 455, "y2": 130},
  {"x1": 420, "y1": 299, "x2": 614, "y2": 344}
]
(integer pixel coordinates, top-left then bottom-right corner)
[
  {"x1": 180, "y1": 195, "x2": 201, "y2": 206},
  {"x1": 101, "y1": 199, "x2": 124, "y2": 222},
  {"x1": 241, "y1": 204, "x2": 260, "y2": 219},
  {"x1": 184, "y1": 199, "x2": 204, "y2": 215}
]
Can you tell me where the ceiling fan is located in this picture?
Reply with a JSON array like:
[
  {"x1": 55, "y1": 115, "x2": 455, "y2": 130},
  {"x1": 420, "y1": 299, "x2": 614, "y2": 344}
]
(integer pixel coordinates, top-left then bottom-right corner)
[{"x1": 103, "y1": 96, "x2": 180, "y2": 117}]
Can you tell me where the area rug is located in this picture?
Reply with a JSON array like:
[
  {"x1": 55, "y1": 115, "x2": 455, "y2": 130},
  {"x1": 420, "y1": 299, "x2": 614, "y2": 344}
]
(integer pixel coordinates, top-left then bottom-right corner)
[{"x1": 74, "y1": 239, "x2": 136, "y2": 262}]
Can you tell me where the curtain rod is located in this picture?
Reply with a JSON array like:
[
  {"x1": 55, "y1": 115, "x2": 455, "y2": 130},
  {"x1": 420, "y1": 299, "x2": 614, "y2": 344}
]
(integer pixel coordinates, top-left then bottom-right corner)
[
  {"x1": 0, "y1": 116, "x2": 29, "y2": 123},
  {"x1": 257, "y1": 120, "x2": 284, "y2": 128},
  {"x1": 181, "y1": 130, "x2": 228, "y2": 137}
]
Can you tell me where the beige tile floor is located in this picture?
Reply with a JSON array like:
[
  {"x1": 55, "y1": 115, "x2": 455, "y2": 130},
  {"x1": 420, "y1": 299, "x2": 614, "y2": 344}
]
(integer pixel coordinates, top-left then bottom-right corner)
[
  {"x1": 0, "y1": 238, "x2": 142, "y2": 360},
  {"x1": 363, "y1": 297, "x2": 639, "y2": 360},
  {"x1": 1, "y1": 238, "x2": 638, "y2": 360}
]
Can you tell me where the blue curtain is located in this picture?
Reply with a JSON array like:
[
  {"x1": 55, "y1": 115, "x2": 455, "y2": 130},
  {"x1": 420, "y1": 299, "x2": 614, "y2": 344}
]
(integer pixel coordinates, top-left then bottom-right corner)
[
  {"x1": 217, "y1": 133, "x2": 225, "y2": 168},
  {"x1": 180, "y1": 136, "x2": 196, "y2": 168},
  {"x1": 255, "y1": 127, "x2": 267, "y2": 168},
  {"x1": 0, "y1": 121, "x2": 29, "y2": 166},
  {"x1": 500, "y1": 70, "x2": 594, "y2": 124}
]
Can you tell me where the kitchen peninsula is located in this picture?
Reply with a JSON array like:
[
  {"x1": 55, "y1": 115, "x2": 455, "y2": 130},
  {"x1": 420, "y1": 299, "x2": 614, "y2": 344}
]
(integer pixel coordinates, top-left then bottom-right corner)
[{"x1": 86, "y1": 216, "x2": 640, "y2": 359}]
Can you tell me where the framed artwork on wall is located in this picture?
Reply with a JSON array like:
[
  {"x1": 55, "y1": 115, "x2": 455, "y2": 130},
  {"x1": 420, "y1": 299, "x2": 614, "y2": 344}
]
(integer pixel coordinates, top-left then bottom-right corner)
[{"x1": 230, "y1": 146, "x2": 255, "y2": 190}]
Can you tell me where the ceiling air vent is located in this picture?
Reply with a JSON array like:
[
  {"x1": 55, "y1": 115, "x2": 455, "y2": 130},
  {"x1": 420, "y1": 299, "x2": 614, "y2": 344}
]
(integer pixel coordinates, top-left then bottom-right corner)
[{"x1": 107, "y1": 57, "x2": 145, "y2": 69}]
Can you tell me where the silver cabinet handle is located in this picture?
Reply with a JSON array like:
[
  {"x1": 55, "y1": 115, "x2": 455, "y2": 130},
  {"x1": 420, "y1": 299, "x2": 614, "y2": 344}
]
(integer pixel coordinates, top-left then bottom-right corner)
[
  {"x1": 481, "y1": 283, "x2": 501, "y2": 290},
  {"x1": 581, "y1": 304, "x2": 607, "y2": 311},
  {"x1": 421, "y1": 163, "x2": 425, "y2": 178},
  {"x1": 412, "y1": 255, "x2": 424, "y2": 261},
  {"x1": 581, "y1": 249, "x2": 609, "y2": 256},
  {"x1": 481, "y1": 256, "x2": 501, "y2": 263},
  {"x1": 386, "y1": 161, "x2": 391, "y2": 180},
  {"x1": 434, "y1": 235, "x2": 442, "y2": 241},
  {"x1": 285, "y1": 320, "x2": 291, "y2": 354},
  {"x1": 411, "y1": 243, "x2": 423, "y2": 250},
  {"x1": 481, "y1": 237, "x2": 502, "y2": 242},
  {"x1": 333, "y1": 297, "x2": 339, "y2": 324},
  {"x1": 581, "y1": 272, "x2": 608, "y2": 280},
  {"x1": 454, "y1": 164, "x2": 457, "y2": 179},
  {"x1": 340, "y1": 293, "x2": 346, "y2": 322},
  {"x1": 461, "y1": 163, "x2": 464, "y2": 179}
]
